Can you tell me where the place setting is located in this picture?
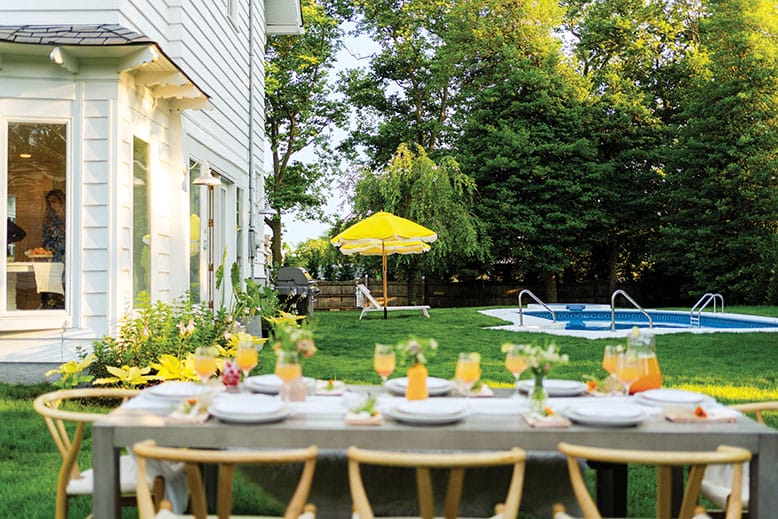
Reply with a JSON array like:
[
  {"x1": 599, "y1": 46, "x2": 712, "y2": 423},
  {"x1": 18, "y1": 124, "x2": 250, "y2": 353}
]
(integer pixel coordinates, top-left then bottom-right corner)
[{"x1": 209, "y1": 393, "x2": 291, "y2": 424}]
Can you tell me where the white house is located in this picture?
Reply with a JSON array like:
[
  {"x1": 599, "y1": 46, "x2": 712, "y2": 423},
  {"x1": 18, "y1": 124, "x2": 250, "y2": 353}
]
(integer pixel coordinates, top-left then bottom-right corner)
[{"x1": 0, "y1": 1, "x2": 303, "y2": 380}]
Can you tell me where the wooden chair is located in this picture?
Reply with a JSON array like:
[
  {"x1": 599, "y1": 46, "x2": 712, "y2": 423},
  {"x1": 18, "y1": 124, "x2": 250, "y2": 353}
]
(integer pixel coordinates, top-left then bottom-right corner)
[
  {"x1": 133, "y1": 439, "x2": 318, "y2": 519},
  {"x1": 552, "y1": 442, "x2": 751, "y2": 519},
  {"x1": 33, "y1": 387, "x2": 165, "y2": 519},
  {"x1": 347, "y1": 446, "x2": 527, "y2": 519},
  {"x1": 356, "y1": 284, "x2": 431, "y2": 320},
  {"x1": 701, "y1": 402, "x2": 778, "y2": 515}
]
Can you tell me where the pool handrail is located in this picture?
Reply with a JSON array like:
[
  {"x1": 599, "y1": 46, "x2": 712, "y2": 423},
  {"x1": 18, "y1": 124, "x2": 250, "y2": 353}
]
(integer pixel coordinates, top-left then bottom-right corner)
[
  {"x1": 690, "y1": 293, "x2": 724, "y2": 327},
  {"x1": 610, "y1": 290, "x2": 653, "y2": 331},
  {"x1": 518, "y1": 289, "x2": 556, "y2": 326}
]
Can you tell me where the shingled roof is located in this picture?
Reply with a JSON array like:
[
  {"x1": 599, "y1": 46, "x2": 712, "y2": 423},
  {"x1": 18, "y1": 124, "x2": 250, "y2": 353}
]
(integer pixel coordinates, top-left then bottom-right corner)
[{"x1": 0, "y1": 24, "x2": 152, "y2": 46}]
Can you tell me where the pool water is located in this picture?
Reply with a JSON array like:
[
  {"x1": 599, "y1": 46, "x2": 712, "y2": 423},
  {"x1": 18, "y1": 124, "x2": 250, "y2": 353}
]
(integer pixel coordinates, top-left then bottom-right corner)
[{"x1": 522, "y1": 309, "x2": 778, "y2": 331}]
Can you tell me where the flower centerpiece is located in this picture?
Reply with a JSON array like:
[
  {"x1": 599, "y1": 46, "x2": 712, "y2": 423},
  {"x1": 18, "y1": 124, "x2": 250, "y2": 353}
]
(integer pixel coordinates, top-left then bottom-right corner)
[
  {"x1": 501, "y1": 342, "x2": 568, "y2": 413},
  {"x1": 392, "y1": 337, "x2": 438, "y2": 400}
]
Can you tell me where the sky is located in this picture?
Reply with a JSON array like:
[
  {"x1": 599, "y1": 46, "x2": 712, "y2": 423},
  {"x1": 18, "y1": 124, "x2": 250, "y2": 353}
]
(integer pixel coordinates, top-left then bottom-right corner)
[{"x1": 276, "y1": 25, "x2": 376, "y2": 248}]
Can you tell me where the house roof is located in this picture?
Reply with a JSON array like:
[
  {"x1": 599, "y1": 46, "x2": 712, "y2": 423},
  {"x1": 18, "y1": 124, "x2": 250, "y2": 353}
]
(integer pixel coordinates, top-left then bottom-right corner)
[
  {"x1": 0, "y1": 24, "x2": 210, "y2": 111},
  {"x1": 0, "y1": 24, "x2": 152, "y2": 46}
]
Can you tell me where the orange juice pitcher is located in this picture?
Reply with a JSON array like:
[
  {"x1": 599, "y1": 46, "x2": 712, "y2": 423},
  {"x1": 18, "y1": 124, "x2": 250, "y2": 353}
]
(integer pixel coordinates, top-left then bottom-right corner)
[{"x1": 627, "y1": 327, "x2": 662, "y2": 393}]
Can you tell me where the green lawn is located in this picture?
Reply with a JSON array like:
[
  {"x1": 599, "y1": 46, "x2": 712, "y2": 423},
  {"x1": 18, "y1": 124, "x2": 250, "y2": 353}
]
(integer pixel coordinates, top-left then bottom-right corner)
[{"x1": 2, "y1": 306, "x2": 776, "y2": 518}]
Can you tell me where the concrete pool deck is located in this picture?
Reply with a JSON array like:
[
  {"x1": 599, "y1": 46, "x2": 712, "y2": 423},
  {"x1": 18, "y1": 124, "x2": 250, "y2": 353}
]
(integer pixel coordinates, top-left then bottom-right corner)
[{"x1": 480, "y1": 306, "x2": 778, "y2": 339}]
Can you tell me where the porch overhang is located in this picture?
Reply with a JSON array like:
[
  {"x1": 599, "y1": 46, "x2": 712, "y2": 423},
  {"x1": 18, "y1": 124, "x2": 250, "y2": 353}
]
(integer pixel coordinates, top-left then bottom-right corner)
[{"x1": 0, "y1": 25, "x2": 211, "y2": 111}]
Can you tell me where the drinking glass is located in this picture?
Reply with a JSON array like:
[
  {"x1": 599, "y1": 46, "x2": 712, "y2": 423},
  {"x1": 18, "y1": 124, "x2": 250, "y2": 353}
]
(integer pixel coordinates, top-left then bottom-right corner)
[
  {"x1": 236, "y1": 342, "x2": 259, "y2": 392},
  {"x1": 275, "y1": 350, "x2": 302, "y2": 402},
  {"x1": 615, "y1": 350, "x2": 642, "y2": 395},
  {"x1": 194, "y1": 346, "x2": 218, "y2": 385},
  {"x1": 373, "y1": 344, "x2": 396, "y2": 392},
  {"x1": 455, "y1": 352, "x2": 481, "y2": 403},
  {"x1": 602, "y1": 345, "x2": 620, "y2": 375},
  {"x1": 504, "y1": 345, "x2": 530, "y2": 398}
]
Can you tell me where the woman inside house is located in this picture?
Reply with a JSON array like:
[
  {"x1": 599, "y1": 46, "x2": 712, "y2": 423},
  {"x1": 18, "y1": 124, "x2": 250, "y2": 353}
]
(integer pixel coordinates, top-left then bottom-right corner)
[{"x1": 40, "y1": 189, "x2": 66, "y2": 308}]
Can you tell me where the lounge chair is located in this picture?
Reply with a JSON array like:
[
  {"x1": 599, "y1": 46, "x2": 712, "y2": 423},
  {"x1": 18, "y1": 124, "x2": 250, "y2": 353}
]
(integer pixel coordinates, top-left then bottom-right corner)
[{"x1": 356, "y1": 283, "x2": 430, "y2": 320}]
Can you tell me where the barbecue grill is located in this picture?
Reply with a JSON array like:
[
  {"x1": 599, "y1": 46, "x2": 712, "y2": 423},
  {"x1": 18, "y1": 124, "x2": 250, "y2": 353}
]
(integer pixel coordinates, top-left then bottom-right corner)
[{"x1": 275, "y1": 266, "x2": 319, "y2": 317}]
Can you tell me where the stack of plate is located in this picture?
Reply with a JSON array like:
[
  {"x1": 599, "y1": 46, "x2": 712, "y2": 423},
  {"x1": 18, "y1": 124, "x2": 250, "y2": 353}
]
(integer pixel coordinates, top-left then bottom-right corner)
[
  {"x1": 146, "y1": 381, "x2": 213, "y2": 401},
  {"x1": 245, "y1": 374, "x2": 316, "y2": 395},
  {"x1": 635, "y1": 388, "x2": 712, "y2": 407},
  {"x1": 566, "y1": 404, "x2": 647, "y2": 427},
  {"x1": 209, "y1": 394, "x2": 289, "y2": 423},
  {"x1": 385, "y1": 377, "x2": 453, "y2": 397},
  {"x1": 517, "y1": 379, "x2": 588, "y2": 397},
  {"x1": 387, "y1": 400, "x2": 468, "y2": 425}
]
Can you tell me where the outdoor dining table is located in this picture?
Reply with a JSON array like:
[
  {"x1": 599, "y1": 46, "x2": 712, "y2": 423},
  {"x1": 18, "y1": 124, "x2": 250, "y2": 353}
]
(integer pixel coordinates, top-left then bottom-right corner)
[{"x1": 92, "y1": 385, "x2": 778, "y2": 518}]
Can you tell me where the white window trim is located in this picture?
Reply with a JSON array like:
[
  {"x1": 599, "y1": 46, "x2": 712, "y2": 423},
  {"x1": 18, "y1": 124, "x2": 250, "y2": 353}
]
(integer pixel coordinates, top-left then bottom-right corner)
[{"x1": 1, "y1": 115, "x2": 72, "y2": 331}]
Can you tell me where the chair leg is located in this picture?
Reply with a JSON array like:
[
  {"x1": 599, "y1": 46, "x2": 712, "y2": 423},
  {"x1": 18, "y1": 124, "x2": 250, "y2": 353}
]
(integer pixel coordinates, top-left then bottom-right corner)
[{"x1": 152, "y1": 476, "x2": 166, "y2": 512}]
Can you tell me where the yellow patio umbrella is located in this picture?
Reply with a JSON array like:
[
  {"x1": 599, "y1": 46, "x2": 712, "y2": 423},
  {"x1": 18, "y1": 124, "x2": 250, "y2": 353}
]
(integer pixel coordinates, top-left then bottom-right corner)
[{"x1": 331, "y1": 212, "x2": 437, "y2": 319}]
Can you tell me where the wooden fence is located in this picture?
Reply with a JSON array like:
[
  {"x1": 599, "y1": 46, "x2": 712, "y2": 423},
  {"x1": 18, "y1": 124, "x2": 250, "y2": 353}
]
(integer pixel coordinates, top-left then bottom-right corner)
[{"x1": 313, "y1": 280, "x2": 622, "y2": 311}]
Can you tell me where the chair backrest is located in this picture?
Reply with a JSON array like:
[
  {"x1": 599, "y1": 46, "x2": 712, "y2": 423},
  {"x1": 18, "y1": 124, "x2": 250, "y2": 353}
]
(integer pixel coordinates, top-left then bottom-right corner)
[
  {"x1": 347, "y1": 446, "x2": 527, "y2": 519},
  {"x1": 557, "y1": 442, "x2": 751, "y2": 519},
  {"x1": 33, "y1": 388, "x2": 141, "y2": 518},
  {"x1": 730, "y1": 401, "x2": 778, "y2": 425},
  {"x1": 133, "y1": 439, "x2": 318, "y2": 519},
  {"x1": 356, "y1": 284, "x2": 382, "y2": 309}
]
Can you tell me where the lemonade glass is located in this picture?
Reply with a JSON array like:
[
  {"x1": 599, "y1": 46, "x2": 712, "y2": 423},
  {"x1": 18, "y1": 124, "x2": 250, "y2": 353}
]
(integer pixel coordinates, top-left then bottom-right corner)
[
  {"x1": 373, "y1": 344, "x2": 396, "y2": 393},
  {"x1": 615, "y1": 350, "x2": 642, "y2": 395},
  {"x1": 194, "y1": 346, "x2": 218, "y2": 385},
  {"x1": 236, "y1": 342, "x2": 259, "y2": 391},
  {"x1": 275, "y1": 350, "x2": 302, "y2": 402},
  {"x1": 504, "y1": 345, "x2": 530, "y2": 398},
  {"x1": 455, "y1": 352, "x2": 481, "y2": 402}
]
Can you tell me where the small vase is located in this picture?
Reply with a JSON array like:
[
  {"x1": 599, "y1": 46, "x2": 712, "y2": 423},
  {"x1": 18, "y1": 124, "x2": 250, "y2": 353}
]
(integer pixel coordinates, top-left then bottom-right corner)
[
  {"x1": 530, "y1": 371, "x2": 547, "y2": 414},
  {"x1": 405, "y1": 363, "x2": 429, "y2": 400},
  {"x1": 280, "y1": 376, "x2": 308, "y2": 402}
]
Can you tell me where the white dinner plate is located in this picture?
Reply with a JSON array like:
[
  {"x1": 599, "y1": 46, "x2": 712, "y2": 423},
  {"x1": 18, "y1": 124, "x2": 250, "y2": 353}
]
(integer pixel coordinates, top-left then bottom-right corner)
[
  {"x1": 636, "y1": 389, "x2": 711, "y2": 406},
  {"x1": 245, "y1": 374, "x2": 316, "y2": 394},
  {"x1": 395, "y1": 400, "x2": 467, "y2": 416},
  {"x1": 566, "y1": 404, "x2": 647, "y2": 427},
  {"x1": 385, "y1": 377, "x2": 453, "y2": 396},
  {"x1": 147, "y1": 381, "x2": 213, "y2": 400},
  {"x1": 517, "y1": 379, "x2": 588, "y2": 397},
  {"x1": 210, "y1": 406, "x2": 290, "y2": 424},
  {"x1": 211, "y1": 394, "x2": 284, "y2": 415},
  {"x1": 387, "y1": 406, "x2": 468, "y2": 425}
]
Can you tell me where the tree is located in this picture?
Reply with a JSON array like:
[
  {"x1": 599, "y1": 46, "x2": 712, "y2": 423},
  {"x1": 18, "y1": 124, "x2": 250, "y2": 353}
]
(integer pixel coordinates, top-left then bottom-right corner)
[
  {"x1": 348, "y1": 143, "x2": 487, "y2": 285},
  {"x1": 659, "y1": 0, "x2": 778, "y2": 303},
  {"x1": 265, "y1": 0, "x2": 347, "y2": 265}
]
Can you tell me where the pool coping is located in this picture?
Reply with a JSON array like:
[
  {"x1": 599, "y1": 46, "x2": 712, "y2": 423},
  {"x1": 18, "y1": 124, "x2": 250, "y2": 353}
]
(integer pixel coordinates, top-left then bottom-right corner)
[{"x1": 480, "y1": 307, "x2": 778, "y2": 340}]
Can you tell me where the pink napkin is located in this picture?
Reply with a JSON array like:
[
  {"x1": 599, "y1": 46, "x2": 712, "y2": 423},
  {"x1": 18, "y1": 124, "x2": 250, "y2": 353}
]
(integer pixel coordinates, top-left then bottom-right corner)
[{"x1": 664, "y1": 407, "x2": 739, "y2": 424}]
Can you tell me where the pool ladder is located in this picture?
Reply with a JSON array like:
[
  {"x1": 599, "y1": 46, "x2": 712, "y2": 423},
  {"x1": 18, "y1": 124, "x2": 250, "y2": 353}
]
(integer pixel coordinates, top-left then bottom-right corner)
[
  {"x1": 690, "y1": 293, "x2": 724, "y2": 327},
  {"x1": 517, "y1": 289, "x2": 556, "y2": 326},
  {"x1": 611, "y1": 290, "x2": 653, "y2": 331}
]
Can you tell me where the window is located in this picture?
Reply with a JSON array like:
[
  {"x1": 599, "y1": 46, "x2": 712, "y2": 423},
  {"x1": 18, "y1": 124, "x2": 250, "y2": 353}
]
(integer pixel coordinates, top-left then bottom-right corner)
[
  {"x1": 189, "y1": 160, "x2": 202, "y2": 303},
  {"x1": 132, "y1": 137, "x2": 150, "y2": 304},
  {"x1": 4, "y1": 121, "x2": 68, "y2": 311}
]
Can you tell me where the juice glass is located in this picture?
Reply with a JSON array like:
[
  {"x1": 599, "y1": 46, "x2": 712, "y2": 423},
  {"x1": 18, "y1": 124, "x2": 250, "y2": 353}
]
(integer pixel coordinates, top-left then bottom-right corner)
[
  {"x1": 455, "y1": 352, "x2": 481, "y2": 399},
  {"x1": 615, "y1": 350, "x2": 642, "y2": 395},
  {"x1": 275, "y1": 351, "x2": 302, "y2": 402},
  {"x1": 373, "y1": 344, "x2": 396, "y2": 392},
  {"x1": 194, "y1": 346, "x2": 218, "y2": 385},
  {"x1": 504, "y1": 345, "x2": 530, "y2": 398},
  {"x1": 236, "y1": 343, "x2": 258, "y2": 391}
]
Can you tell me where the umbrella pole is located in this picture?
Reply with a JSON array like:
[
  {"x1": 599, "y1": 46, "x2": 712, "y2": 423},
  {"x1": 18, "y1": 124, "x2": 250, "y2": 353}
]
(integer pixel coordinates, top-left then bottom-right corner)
[{"x1": 382, "y1": 242, "x2": 388, "y2": 319}]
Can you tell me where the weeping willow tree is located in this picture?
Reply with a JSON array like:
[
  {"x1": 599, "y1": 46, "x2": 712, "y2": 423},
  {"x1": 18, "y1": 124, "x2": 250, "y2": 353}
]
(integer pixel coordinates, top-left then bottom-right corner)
[{"x1": 348, "y1": 143, "x2": 488, "y2": 291}]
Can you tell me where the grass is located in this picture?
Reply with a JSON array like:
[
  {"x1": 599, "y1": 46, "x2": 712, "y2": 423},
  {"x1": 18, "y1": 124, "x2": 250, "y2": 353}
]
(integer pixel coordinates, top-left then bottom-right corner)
[{"x1": 2, "y1": 305, "x2": 776, "y2": 518}]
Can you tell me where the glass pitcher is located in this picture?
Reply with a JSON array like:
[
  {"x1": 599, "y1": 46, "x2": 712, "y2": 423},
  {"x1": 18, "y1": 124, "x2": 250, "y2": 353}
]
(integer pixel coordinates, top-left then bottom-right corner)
[{"x1": 627, "y1": 327, "x2": 662, "y2": 393}]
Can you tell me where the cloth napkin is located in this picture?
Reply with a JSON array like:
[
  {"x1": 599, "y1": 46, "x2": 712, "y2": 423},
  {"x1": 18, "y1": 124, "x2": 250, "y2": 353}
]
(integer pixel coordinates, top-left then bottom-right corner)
[
  {"x1": 523, "y1": 412, "x2": 571, "y2": 428},
  {"x1": 346, "y1": 411, "x2": 384, "y2": 426},
  {"x1": 165, "y1": 401, "x2": 210, "y2": 424},
  {"x1": 664, "y1": 406, "x2": 740, "y2": 423}
]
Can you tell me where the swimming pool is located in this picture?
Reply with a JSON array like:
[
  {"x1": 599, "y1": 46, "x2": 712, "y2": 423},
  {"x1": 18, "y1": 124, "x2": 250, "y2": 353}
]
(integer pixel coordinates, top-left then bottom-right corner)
[
  {"x1": 522, "y1": 308, "x2": 778, "y2": 331},
  {"x1": 481, "y1": 305, "x2": 778, "y2": 338}
]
